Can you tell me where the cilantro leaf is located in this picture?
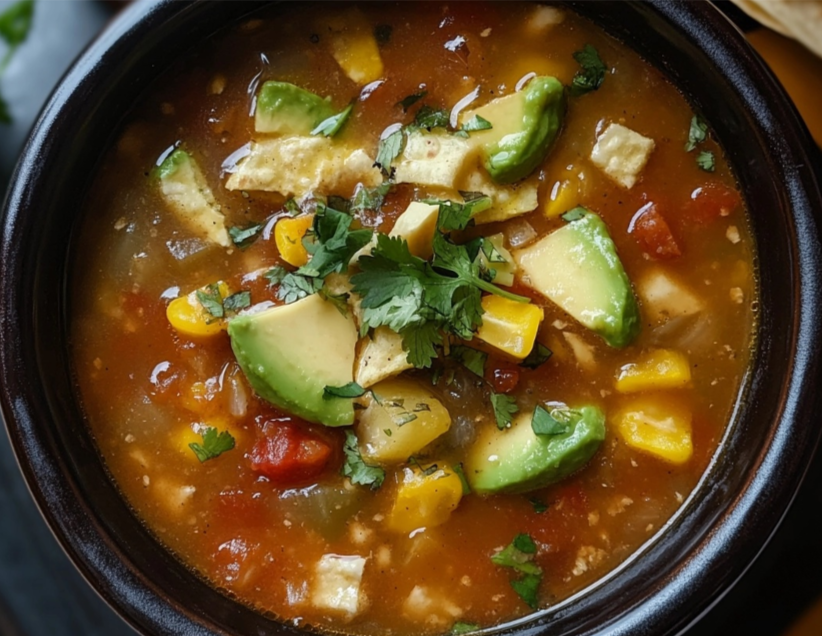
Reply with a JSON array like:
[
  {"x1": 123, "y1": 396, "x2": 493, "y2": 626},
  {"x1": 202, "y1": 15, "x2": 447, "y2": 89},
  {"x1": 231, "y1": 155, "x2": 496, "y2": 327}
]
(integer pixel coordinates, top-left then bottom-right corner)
[
  {"x1": 510, "y1": 572, "x2": 541, "y2": 609},
  {"x1": 451, "y1": 622, "x2": 480, "y2": 635},
  {"x1": 400, "y1": 321, "x2": 443, "y2": 368},
  {"x1": 521, "y1": 342, "x2": 553, "y2": 370},
  {"x1": 195, "y1": 283, "x2": 225, "y2": 319},
  {"x1": 561, "y1": 206, "x2": 587, "y2": 222},
  {"x1": 449, "y1": 345, "x2": 487, "y2": 378},
  {"x1": 311, "y1": 102, "x2": 354, "y2": 137},
  {"x1": 284, "y1": 198, "x2": 301, "y2": 216},
  {"x1": 685, "y1": 115, "x2": 708, "y2": 152},
  {"x1": 430, "y1": 196, "x2": 492, "y2": 232},
  {"x1": 529, "y1": 497, "x2": 549, "y2": 513},
  {"x1": 375, "y1": 128, "x2": 405, "y2": 175},
  {"x1": 323, "y1": 381, "x2": 366, "y2": 400},
  {"x1": 297, "y1": 207, "x2": 373, "y2": 278},
  {"x1": 326, "y1": 194, "x2": 351, "y2": 214},
  {"x1": 223, "y1": 291, "x2": 251, "y2": 313},
  {"x1": 491, "y1": 534, "x2": 542, "y2": 575},
  {"x1": 228, "y1": 223, "x2": 263, "y2": 250},
  {"x1": 397, "y1": 90, "x2": 427, "y2": 112},
  {"x1": 570, "y1": 44, "x2": 607, "y2": 97},
  {"x1": 342, "y1": 430, "x2": 385, "y2": 489},
  {"x1": 0, "y1": 0, "x2": 33, "y2": 48},
  {"x1": 264, "y1": 266, "x2": 287, "y2": 286},
  {"x1": 351, "y1": 182, "x2": 391, "y2": 214},
  {"x1": 461, "y1": 114, "x2": 492, "y2": 132},
  {"x1": 532, "y1": 405, "x2": 577, "y2": 436},
  {"x1": 491, "y1": 392, "x2": 519, "y2": 429},
  {"x1": 491, "y1": 533, "x2": 543, "y2": 608},
  {"x1": 189, "y1": 427, "x2": 235, "y2": 462},
  {"x1": 276, "y1": 272, "x2": 322, "y2": 304},
  {"x1": 413, "y1": 105, "x2": 450, "y2": 129},
  {"x1": 481, "y1": 238, "x2": 507, "y2": 264},
  {"x1": 697, "y1": 150, "x2": 715, "y2": 172},
  {"x1": 453, "y1": 463, "x2": 471, "y2": 495},
  {"x1": 318, "y1": 284, "x2": 350, "y2": 316}
]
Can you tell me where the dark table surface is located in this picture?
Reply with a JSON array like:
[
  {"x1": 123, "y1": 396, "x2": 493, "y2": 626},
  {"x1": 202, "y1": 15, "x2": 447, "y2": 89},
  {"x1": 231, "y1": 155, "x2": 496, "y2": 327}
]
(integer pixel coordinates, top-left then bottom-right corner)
[{"x1": 1, "y1": 2, "x2": 821, "y2": 635}]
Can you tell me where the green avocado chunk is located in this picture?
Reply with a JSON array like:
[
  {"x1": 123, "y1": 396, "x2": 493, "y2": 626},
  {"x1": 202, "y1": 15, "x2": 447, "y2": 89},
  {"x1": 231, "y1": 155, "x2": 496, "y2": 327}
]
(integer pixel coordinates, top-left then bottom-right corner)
[
  {"x1": 255, "y1": 81, "x2": 336, "y2": 135},
  {"x1": 465, "y1": 405, "x2": 605, "y2": 495},
  {"x1": 466, "y1": 75, "x2": 566, "y2": 184},
  {"x1": 514, "y1": 209, "x2": 640, "y2": 347},
  {"x1": 228, "y1": 294, "x2": 358, "y2": 427}
]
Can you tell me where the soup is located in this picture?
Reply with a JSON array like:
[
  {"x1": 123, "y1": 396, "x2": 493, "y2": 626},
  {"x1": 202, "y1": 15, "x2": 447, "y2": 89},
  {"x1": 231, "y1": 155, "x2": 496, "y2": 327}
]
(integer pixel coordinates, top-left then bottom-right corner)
[{"x1": 71, "y1": 2, "x2": 756, "y2": 634}]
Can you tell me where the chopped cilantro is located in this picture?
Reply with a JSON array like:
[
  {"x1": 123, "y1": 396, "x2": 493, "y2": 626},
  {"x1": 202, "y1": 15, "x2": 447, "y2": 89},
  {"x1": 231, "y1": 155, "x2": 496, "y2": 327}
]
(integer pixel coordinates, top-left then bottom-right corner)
[
  {"x1": 511, "y1": 572, "x2": 542, "y2": 609},
  {"x1": 453, "y1": 462, "x2": 471, "y2": 495},
  {"x1": 413, "y1": 403, "x2": 431, "y2": 412},
  {"x1": 311, "y1": 102, "x2": 354, "y2": 137},
  {"x1": 481, "y1": 239, "x2": 507, "y2": 264},
  {"x1": 0, "y1": 0, "x2": 34, "y2": 47},
  {"x1": 491, "y1": 533, "x2": 543, "y2": 608},
  {"x1": 284, "y1": 198, "x2": 301, "y2": 216},
  {"x1": 449, "y1": 345, "x2": 487, "y2": 378},
  {"x1": 685, "y1": 115, "x2": 708, "y2": 152},
  {"x1": 342, "y1": 430, "x2": 385, "y2": 489},
  {"x1": 228, "y1": 223, "x2": 263, "y2": 250},
  {"x1": 491, "y1": 392, "x2": 519, "y2": 429},
  {"x1": 561, "y1": 206, "x2": 587, "y2": 222},
  {"x1": 395, "y1": 412, "x2": 418, "y2": 426},
  {"x1": 276, "y1": 272, "x2": 322, "y2": 304},
  {"x1": 189, "y1": 426, "x2": 235, "y2": 463},
  {"x1": 384, "y1": 428, "x2": 393, "y2": 437},
  {"x1": 430, "y1": 196, "x2": 492, "y2": 231},
  {"x1": 264, "y1": 265, "x2": 287, "y2": 286},
  {"x1": 375, "y1": 128, "x2": 405, "y2": 176},
  {"x1": 297, "y1": 206, "x2": 373, "y2": 278},
  {"x1": 351, "y1": 182, "x2": 391, "y2": 214},
  {"x1": 531, "y1": 405, "x2": 575, "y2": 436},
  {"x1": 223, "y1": 291, "x2": 251, "y2": 313},
  {"x1": 195, "y1": 283, "x2": 225, "y2": 319},
  {"x1": 327, "y1": 194, "x2": 351, "y2": 214},
  {"x1": 409, "y1": 456, "x2": 439, "y2": 476},
  {"x1": 451, "y1": 621, "x2": 480, "y2": 635},
  {"x1": 521, "y1": 342, "x2": 552, "y2": 370},
  {"x1": 529, "y1": 497, "x2": 549, "y2": 513},
  {"x1": 323, "y1": 381, "x2": 366, "y2": 400},
  {"x1": 413, "y1": 105, "x2": 450, "y2": 130},
  {"x1": 697, "y1": 150, "x2": 715, "y2": 172},
  {"x1": 570, "y1": 44, "x2": 607, "y2": 97},
  {"x1": 397, "y1": 90, "x2": 427, "y2": 112},
  {"x1": 461, "y1": 114, "x2": 492, "y2": 133},
  {"x1": 318, "y1": 284, "x2": 350, "y2": 316}
]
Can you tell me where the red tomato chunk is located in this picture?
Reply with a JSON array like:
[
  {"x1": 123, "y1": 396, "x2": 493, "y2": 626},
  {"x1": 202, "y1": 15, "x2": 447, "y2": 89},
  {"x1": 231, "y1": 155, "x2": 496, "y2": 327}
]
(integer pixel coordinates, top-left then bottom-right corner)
[
  {"x1": 628, "y1": 202, "x2": 681, "y2": 259},
  {"x1": 250, "y1": 420, "x2": 332, "y2": 484}
]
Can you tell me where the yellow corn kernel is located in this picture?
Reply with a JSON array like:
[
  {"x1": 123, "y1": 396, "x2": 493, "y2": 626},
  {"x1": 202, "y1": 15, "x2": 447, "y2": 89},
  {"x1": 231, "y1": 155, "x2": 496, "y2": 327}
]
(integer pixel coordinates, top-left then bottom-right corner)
[
  {"x1": 475, "y1": 295, "x2": 544, "y2": 359},
  {"x1": 166, "y1": 281, "x2": 229, "y2": 337},
  {"x1": 615, "y1": 349, "x2": 692, "y2": 393},
  {"x1": 326, "y1": 8, "x2": 384, "y2": 84},
  {"x1": 614, "y1": 394, "x2": 693, "y2": 464},
  {"x1": 544, "y1": 178, "x2": 580, "y2": 218},
  {"x1": 275, "y1": 214, "x2": 314, "y2": 267},
  {"x1": 388, "y1": 466, "x2": 463, "y2": 533}
]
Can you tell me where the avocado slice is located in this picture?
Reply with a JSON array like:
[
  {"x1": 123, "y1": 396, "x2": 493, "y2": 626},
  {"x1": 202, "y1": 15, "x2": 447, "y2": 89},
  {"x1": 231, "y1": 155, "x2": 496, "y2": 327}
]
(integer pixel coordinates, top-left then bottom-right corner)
[
  {"x1": 465, "y1": 405, "x2": 605, "y2": 495},
  {"x1": 463, "y1": 75, "x2": 566, "y2": 184},
  {"x1": 514, "y1": 209, "x2": 640, "y2": 347},
  {"x1": 255, "y1": 81, "x2": 336, "y2": 135},
  {"x1": 228, "y1": 294, "x2": 358, "y2": 426}
]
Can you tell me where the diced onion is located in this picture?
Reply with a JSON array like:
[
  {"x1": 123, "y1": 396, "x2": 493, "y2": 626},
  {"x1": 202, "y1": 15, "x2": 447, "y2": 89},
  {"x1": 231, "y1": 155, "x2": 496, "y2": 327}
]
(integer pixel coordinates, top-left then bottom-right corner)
[{"x1": 506, "y1": 219, "x2": 537, "y2": 247}]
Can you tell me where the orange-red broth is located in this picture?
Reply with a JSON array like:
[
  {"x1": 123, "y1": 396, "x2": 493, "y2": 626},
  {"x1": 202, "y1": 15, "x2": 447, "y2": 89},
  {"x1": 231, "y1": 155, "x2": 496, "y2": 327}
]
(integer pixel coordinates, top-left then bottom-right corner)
[{"x1": 71, "y1": 2, "x2": 755, "y2": 634}]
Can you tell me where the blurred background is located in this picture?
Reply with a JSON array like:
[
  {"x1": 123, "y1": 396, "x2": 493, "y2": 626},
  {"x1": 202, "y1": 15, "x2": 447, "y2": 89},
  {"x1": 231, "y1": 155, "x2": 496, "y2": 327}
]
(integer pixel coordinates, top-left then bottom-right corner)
[{"x1": 0, "y1": 1, "x2": 821, "y2": 635}]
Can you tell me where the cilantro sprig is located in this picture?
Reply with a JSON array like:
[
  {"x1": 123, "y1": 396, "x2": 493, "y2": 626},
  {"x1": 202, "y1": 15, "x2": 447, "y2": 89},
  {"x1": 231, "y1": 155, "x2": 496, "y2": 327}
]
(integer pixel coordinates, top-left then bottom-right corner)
[
  {"x1": 491, "y1": 533, "x2": 543, "y2": 608},
  {"x1": 189, "y1": 427, "x2": 235, "y2": 462},
  {"x1": 342, "y1": 430, "x2": 385, "y2": 489},
  {"x1": 491, "y1": 392, "x2": 519, "y2": 429},
  {"x1": 570, "y1": 44, "x2": 607, "y2": 97}
]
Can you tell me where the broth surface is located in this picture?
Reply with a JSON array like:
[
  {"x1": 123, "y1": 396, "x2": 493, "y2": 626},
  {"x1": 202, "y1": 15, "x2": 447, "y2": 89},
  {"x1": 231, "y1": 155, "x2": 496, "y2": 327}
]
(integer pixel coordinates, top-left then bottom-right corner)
[{"x1": 72, "y1": 3, "x2": 755, "y2": 634}]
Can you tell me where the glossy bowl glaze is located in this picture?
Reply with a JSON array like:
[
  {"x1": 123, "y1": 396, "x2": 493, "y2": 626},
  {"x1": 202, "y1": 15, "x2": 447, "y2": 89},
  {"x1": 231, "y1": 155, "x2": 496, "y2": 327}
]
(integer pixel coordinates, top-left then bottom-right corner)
[{"x1": 2, "y1": 2, "x2": 822, "y2": 635}]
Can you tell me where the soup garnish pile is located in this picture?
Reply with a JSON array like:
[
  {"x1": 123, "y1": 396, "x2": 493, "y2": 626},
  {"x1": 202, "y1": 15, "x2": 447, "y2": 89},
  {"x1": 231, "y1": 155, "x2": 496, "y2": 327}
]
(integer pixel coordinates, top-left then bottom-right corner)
[{"x1": 72, "y1": 3, "x2": 756, "y2": 634}]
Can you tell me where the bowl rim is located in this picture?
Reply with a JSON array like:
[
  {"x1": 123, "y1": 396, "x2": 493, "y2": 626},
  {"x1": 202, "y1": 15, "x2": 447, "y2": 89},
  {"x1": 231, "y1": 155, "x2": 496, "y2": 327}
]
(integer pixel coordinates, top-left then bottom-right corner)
[{"x1": 2, "y1": 1, "x2": 822, "y2": 635}]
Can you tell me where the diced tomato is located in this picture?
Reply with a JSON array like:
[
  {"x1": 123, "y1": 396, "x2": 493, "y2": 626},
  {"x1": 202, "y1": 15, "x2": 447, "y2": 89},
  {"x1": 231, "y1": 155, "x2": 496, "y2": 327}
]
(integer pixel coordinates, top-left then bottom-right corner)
[
  {"x1": 628, "y1": 202, "x2": 681, "y2": 259},
  {"x1": 486, "y1": 359, "x2": 521, "y2": 393},
  {"x1": 249, "y1": 420, "x2": 333, "y2": 485},
  {"x1": 685, "y1": 181, "x2": 741, "y2": 225}
]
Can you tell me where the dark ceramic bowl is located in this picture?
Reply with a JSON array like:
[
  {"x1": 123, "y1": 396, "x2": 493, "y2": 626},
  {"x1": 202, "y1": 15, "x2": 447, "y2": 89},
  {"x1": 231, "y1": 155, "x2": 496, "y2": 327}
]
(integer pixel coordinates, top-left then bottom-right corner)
[{"x1": 2, "y1": 1, "x2": 822, "y2": 635}]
